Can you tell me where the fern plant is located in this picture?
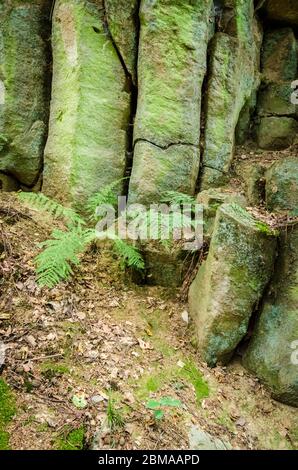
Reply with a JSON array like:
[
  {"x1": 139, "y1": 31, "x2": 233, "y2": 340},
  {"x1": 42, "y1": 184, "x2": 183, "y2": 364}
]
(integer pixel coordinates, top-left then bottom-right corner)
[
  {"x1": 86, "y1": 178, "x2": 127, "y2": 221},
  {"x1": 19, "y1": 184, "x2": 143, "y2": 288},
  {"x1": 19, "y1": 191, "x2": 84, "y2": 227},
  {"x1": 19, "y1": 187, "x2": 199, "y2": 288},
  {"x1": 35, "y1": 227, "x2": 95, "y2": 288}
]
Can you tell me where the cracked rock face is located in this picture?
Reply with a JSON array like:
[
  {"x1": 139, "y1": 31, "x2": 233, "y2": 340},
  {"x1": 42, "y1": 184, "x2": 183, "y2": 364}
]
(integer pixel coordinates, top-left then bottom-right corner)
[
  {"x1": 200, "y1": 0, "x2": 262, "y2": 190},
  {"x1": 43, "y1": 0, "x2": 131, "y2": 208},
  {"x1": 0, "y1": 0, "x2": 52, "y2": 187},
  {"x1": 105, "y1": 0, "x2": 139, "y2": 85},
  {"x1": 128, "y1": 0, "x2": 213, "y2": 204}
]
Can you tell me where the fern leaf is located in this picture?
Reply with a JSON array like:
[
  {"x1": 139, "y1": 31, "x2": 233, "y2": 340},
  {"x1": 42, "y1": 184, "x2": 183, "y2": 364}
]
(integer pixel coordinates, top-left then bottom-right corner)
[
  {"x1": 113, "y1": 238, "x2": 145, "y2": 270},
  {"x1": 161, "y1": 191, "x2": 196, "y2": 206},
  {"x1": 19, "y1": 192, "x2": 84, "y2": 226},
  {"x1": 86, "y1": 178, "x2": 127, "y2": 221},
  {"x1": 35, "y1": 227, "x2": 90, "y2": 288}
]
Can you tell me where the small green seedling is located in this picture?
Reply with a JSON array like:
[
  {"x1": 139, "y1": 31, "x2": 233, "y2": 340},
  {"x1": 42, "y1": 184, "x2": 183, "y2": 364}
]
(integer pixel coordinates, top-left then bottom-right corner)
[{"x1": 146, "y1": 397, "x2": 182, "y2": 421}]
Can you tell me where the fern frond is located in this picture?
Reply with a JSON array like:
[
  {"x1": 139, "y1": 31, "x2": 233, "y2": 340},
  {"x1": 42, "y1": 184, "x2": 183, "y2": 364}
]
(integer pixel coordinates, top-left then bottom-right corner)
[
  {"x1": 161, "y1": 191, "x2": 196, "y2": 206},
  {"x1": 86, "y1": 178, "x2": 127, "y2": 221},
  {"x1": 113, "y1": 238, "x2": 145, "y2": 270},
  {"x1": 35, "y1": 226, "x2": 90, "y2": 288},
  {"x1": 19, "y1": 192, "x2": 84, "y2": 226}
]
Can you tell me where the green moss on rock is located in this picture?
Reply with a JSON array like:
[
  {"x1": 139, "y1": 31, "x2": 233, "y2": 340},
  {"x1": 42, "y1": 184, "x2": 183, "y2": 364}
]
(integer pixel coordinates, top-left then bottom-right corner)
[
  {"x1": 189, "y1": 203, "x2": 277, "y2": 367},
  {"x1": 129, "y1": 141, "x2": 200, "y2": 204},
  {"x1": 196, "y1": 188, "x2": 247, "y2": 241},
  {"x1": 43, "y1": 0, "x2": 130, "y2": 208},
  {"x1": 257, "y1": 81, "x2": 297, "y2": 117},
  {"x1": 200, "y1": 0, "x2": 262, "y2": 189},
  {"x1": 105, "y1": 0, "x2": 139, "y2": 84},
  {"x1": 128, "y1": 0, "x2": 213, "y2": 203},
  {"x1": 243, "y1": 224, "x2": 298, "y2": 407},
  {"x1": 0, "y1": 0, "x2": 51, "y2": 186},
  {"x1": 265, "y1": 157, "x2": 298, "y2": 214}
]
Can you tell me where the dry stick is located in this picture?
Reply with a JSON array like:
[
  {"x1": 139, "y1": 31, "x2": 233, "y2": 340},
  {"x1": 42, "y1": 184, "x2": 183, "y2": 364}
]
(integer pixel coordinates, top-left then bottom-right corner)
[{"x1": 16, "y1": 353, "x2": 63, "y2": 363}]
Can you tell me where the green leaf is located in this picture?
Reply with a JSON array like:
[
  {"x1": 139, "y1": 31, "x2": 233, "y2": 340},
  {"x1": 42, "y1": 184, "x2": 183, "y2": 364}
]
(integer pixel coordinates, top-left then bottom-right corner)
[
  {"x1": 159, "y1": 397, "x2": 182, "y2": 407},
  {"x1": 72, "y1": 395, "x2": 88, "y2": 409},
  {"x1": 153, "y1": 410, "x2": 164, "y2": 420},
  {"x1": 146, "y1": 399, "x2": 161, "y2": 410}
]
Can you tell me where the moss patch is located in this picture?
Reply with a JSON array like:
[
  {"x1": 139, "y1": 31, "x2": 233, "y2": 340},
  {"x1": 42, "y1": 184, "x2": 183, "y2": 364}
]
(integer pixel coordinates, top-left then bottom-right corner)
[
  {"x1": 41, "y1": 362, "x2": 70, "y2": 380},
  {"x1": 0, "y1": 379, "x2": 16, "y2": 450},
  {"x1": 55, "y1": 426, "x2": 85, "y2": 450},
  {"x1": 180, "y1": 360, "x2": 209, "y2": 404}
]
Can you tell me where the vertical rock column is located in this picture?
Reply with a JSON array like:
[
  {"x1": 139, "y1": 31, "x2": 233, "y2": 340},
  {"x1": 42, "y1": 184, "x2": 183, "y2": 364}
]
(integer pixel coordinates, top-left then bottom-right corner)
[
  {"x1": 255, "y1": 28, "x2": 298, "y2": 150},
  {"x1": 189, "y1": 203, "x2": 277, "y2": 367},
  {"x1": 243, "y1": 224, "x2": 298, "y2": 407},
  {"x1": 200, "y1": 0, "x2": 262, "y2": 189},
  {"x1": 0, "y1": 0, "x2": 52, "y2": 189},
  {"x1": 43, "y1": 0, "x2": 133, "y2": 208},
  {"x1": 128, "y1": 0, "x2": 213, "y2": 205}
]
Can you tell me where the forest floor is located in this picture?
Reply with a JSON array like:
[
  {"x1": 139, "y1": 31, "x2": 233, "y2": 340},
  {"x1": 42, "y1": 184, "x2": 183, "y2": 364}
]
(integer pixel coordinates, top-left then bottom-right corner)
[{"x1": 0, "y1": 192, "x2": 297, "y2": 450}]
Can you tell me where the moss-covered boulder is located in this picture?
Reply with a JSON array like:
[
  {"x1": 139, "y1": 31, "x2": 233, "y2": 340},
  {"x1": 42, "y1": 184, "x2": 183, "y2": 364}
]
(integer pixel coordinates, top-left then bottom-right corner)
[
  {"x1": 243, "y1": 224, "x2": 298, "y2": 407},
  {"x1": 128, "y1": 0, "x2": 213, "y2": 204},
  {"x1": 265, "y1": 157, "x2": 298, "y2": 214},
  {"x1": 189, "y1": 203, "x2": 277, "y2": 367},
  {"x1": 0, "y1": 0, "x2": 51, "y2": 187},
  {"x1": 43, "y1": 0, "x2": 131, "y2": 208},
  {"x1": 105, "y1": 0, "x2": 139, "y2": 84},
  {"x1": 257, "y1": 82, "x2": 297, "y2": 117},
  {"x1": 261, "y1": 28, "x2": 297, "y2": 82},
  {"x1": 265, "y1": 0, "x2": 298, "y2": 27},
  {"x1": 200, "y1": 0, "x2": 262, "y2": 189},
  {"x1": 196, "y1": 188, "x2": 246, "y2": 241},
  {"x1": 256, "y1": 116, "x2": 298, "y2": 150}
]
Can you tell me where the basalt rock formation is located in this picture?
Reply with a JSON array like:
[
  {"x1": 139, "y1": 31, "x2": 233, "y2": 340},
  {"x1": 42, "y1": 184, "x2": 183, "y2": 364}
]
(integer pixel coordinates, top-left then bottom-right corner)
[{"x1": 0, "y1": 0, "x2": 297, "y2": 406}]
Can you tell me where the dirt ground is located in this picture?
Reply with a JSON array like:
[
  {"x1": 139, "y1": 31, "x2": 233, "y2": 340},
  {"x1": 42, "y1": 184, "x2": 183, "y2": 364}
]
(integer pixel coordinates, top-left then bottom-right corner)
[{"x1": 0, "y1": 192, "x2": 297, "y2": 450}]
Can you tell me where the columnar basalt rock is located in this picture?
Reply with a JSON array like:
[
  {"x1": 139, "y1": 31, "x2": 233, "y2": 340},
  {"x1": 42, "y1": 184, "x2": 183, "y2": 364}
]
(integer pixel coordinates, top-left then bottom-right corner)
[
  {"x1": 43, "y1": 0, "x2": 131, "y2": 208},
  {"x1": 200, "y1": 0, "x2": 262, "y2": 190},
  {"x1": 255, "y1": 27, "x2": 298, "y2": 150},
  {"x1": 128, "y1": 0, "x2": 213, "y2": 204},
  {"x1": 243, "y1": 224, "x2": 298, "y2": 407},
  {"x1": 0, "y1": 0, "x2": 51, "y2": 187},
  {"x1": 189, "y1": 203, "x2": 277, "y2": 367}
]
